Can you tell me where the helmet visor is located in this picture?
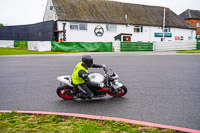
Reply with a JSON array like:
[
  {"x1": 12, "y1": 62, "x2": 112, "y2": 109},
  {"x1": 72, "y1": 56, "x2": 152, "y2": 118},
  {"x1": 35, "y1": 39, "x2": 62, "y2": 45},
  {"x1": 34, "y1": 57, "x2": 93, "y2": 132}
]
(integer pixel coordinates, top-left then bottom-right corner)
[{"x1": 85, "y1": 59, "x2": 93, "y2": 67}]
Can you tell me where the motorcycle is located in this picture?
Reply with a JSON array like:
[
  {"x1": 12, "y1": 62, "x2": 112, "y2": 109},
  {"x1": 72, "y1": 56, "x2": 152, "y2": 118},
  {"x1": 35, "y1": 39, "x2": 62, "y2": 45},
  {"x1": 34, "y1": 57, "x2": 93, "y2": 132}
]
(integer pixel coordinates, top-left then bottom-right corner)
[{"x1": 56, "y1": 67, "x2": 127, "y2": 100}]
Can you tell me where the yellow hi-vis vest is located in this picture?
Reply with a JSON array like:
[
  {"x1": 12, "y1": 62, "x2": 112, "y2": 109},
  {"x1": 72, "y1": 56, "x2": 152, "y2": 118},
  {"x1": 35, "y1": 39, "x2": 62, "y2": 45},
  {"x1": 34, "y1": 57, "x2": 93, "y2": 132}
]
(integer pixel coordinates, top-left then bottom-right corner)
[{"x1": 72, "y1": 62, "x2": 88, "y2": 85}]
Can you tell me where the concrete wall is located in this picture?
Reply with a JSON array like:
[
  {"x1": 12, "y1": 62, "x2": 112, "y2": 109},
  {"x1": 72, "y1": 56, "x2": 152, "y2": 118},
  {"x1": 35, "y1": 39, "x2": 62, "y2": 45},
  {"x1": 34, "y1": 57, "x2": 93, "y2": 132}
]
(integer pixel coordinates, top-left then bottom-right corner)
[
  {"x1": 0, "y1": 40, "x2": 51, "y2": 51},
  {"x1": 0, "y1": 40, "x2": 197, "y2": 52},
  {"x1": 154, "y1": 40, "x2": 196, "y2": 51},
  {"x1": 0, "y1": 40, "x2": 14, "y2": 48},
  {"x1": 28, "y1": 41, "x2": 51, "y2": 51}
]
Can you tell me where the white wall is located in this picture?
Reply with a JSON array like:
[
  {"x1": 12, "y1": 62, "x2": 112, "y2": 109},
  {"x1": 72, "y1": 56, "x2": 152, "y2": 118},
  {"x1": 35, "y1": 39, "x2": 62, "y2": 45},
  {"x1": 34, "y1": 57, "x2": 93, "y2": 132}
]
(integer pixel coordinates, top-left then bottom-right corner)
[
  {"x1": 172, "y1": 28, "x2": 196, "y2": 41},
  {"x1": 0, "y1": 40, "x2": 14, "y2": 48},
  {"x1": 56, "y1": 21, "x2": 196, "y2": 43},
  {"x1": 57, "y1": 21, "x2": 123, "y2": 42},
  {"x1": 154, "y1": 40, "x2": 196, "y2": 51},
  {"x1": 0, "y1": 40, "x2": 51, "y2": 51},
  {"x1": 43, "y1": 0, "x2": 58, "y2": 21},
  {"x1": 28, "y1": 41, "x2": 51, "y2": 51}
]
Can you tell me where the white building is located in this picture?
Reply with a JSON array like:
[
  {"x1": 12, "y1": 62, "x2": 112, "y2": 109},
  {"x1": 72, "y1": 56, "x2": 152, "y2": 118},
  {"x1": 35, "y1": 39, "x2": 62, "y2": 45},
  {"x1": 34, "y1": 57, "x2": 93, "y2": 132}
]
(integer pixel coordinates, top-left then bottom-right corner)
[{"x1": 43, "y1": 0, "x2": 196, "y2": 42}]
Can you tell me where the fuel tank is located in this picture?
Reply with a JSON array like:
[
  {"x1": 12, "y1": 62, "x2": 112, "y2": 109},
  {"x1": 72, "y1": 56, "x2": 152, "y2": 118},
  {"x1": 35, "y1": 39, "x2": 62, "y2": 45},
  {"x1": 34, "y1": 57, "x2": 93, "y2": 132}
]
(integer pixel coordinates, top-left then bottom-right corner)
[{"x1": 88, "y1": 73, "x2": 104, "y2": 83}]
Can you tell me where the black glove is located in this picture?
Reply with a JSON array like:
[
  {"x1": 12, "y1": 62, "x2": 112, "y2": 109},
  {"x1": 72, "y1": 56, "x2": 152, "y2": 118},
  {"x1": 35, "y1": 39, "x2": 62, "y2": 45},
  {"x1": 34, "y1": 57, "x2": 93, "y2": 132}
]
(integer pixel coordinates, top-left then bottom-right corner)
[
  {"x1": 82, "y1": 73, "x2": 88, "y2": 78},
  {"x1": 101, "y1": 64, "x2": 106, "y2": 68}
]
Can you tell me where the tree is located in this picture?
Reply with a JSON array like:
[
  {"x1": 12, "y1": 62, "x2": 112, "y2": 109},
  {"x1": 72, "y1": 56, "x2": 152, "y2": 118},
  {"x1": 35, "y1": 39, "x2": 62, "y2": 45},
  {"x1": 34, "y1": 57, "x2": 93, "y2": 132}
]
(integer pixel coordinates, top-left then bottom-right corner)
[{"x1": 0, "y1": 23, "x2": 4, "y2": 26}]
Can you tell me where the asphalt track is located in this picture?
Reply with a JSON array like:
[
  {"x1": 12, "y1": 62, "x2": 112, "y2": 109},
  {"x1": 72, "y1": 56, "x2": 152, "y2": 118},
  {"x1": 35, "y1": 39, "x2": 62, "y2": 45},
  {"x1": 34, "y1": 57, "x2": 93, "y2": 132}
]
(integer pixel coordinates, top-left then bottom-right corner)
[{"x1": 0, "y1": 52, "x2": 200, "y2": 130}]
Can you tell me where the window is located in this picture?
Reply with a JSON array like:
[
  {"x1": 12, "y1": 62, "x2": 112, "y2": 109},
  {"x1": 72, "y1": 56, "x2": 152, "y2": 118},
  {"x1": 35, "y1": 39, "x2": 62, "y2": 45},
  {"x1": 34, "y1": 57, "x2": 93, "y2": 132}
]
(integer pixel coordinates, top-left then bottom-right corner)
[
  {"x1": 134, "y1": 26, "x2": 143, "y2": 32},
  {"x1": 123, "y1": 36, "x2": 131, "y2": 42},
  {"x1": 180, "y1": 36, "x2": 184, "y2": 40},
  {"x1": 70, "y1": 22, "x2": 87, "y2": 30},
  {"x1": 70, "y1": 22, "x2": 78, "y2": 30},
  {"x1": 196, "y1": 23, "x2": 200, "y2": 28},
  {"x1": 162, "y1": 27, "x2": 170, "y2": 32},
  {"x1": 79, "y1": 23, "x2": 87, "y2": 30},
  {"x1": 106, "y1": 24, "x2": 117, "y2": 32},
  {"x1": 164, "y1": 28, "x2": 170, "y2": 32}
]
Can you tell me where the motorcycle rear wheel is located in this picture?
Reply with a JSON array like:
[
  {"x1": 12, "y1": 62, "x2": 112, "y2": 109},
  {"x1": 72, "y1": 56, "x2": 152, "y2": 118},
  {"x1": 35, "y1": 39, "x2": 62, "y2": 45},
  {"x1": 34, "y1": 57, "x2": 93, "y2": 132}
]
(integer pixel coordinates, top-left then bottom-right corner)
[
  {"x1": 108, "y1": 85, "x2": 127, "y2": 97},
  {"x1": 57, "y1": 86, "x2": 75, "y2": 100}
]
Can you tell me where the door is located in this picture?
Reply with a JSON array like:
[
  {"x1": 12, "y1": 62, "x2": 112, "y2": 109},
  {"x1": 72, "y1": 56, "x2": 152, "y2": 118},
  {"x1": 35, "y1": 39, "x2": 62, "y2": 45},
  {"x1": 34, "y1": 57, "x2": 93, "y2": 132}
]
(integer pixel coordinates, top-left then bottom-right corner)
[{"x1": 123, "y1": 36, "x2": 131, "y2": 42}]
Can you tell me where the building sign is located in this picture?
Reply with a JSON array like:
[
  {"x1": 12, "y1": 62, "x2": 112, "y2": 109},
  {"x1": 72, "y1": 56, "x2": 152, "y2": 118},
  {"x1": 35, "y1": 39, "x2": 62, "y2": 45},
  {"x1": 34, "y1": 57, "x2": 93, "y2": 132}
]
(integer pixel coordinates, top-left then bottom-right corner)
[
  {"x1": 94, "y1": 25, "x2": 104, "y2": 37},
  {"x1": 154, "y1": 33, "x2": 172, "y2": 37},
  {"x1": 175, "y1": 36, "x2": 180, "y2": 40},
  {"x1": 62, "y1": 23, "x2": 66, "y2": 41}
]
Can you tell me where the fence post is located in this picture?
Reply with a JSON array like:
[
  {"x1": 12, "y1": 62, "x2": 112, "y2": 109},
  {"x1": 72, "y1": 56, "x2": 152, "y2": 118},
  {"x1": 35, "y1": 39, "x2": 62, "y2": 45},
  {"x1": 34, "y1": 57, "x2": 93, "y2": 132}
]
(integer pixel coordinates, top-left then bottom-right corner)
[{"x1": 113, "y1": 40, "x2": 120, "y2": 52}]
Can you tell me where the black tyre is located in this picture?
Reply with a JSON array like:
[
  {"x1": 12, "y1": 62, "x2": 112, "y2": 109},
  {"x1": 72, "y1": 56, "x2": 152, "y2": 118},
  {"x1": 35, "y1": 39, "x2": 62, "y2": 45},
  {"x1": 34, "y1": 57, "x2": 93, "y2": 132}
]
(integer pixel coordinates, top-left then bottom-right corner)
[
  {"x1": 56, "y1": 86, "x2": 75, "y2": 100},
  {"x1": 108, "y1": 85, "x2": 127, "y2": 97}
]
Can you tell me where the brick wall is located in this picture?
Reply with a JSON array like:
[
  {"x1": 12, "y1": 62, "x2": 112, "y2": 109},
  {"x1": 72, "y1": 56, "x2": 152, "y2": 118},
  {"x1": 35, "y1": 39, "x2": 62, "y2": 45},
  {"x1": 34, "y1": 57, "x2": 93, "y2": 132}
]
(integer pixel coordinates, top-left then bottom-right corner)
[{"x1": 185, "y1": 19, "x2": 200, "y2": 36}]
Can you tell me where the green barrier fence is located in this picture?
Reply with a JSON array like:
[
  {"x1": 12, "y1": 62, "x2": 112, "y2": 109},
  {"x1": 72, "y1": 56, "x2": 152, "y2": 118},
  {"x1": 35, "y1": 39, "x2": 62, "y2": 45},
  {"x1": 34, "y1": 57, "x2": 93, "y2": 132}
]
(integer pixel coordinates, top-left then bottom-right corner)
[
  {"x1": 14, "y1": 41, "x2": 28, "y2": 49},
  {"x1": 120, "y1": 42, "x2": 153, "y2": 52},
  {"x1": 197, "y1": 38, "x2": 200, "y2": 50},
  {"x1": 51, "y1": 42, "x2": 113, "y2": 52}
]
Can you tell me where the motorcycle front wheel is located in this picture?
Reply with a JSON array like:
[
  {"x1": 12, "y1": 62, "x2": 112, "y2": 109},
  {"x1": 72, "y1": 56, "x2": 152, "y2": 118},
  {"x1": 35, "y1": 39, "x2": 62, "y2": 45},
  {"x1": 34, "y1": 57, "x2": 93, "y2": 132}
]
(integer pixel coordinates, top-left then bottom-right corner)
[
  {"x1": 57, "y1": 86, "x2": 75, "y2": 100},
  {"x1": 108, "y1": 85, "x2": 127, "y2": 97}
]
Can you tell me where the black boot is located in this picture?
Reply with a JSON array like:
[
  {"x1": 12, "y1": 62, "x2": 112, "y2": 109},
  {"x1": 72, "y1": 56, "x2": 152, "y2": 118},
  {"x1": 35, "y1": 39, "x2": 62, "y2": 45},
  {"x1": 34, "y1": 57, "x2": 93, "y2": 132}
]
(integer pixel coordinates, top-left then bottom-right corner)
[
  {"x1": 87, "y1": 96, "x2": 92, "y2": 100},
  {"x1": 80, "y1": 94, "x2": 87, "y2": 100}
]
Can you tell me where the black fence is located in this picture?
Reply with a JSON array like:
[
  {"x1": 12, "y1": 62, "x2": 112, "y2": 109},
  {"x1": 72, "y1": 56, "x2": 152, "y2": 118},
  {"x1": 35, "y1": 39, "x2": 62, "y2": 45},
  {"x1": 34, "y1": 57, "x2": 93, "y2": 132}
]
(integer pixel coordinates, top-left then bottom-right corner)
[{"x1": 0, "y1": 20, "x2": 55, "y2": 41}]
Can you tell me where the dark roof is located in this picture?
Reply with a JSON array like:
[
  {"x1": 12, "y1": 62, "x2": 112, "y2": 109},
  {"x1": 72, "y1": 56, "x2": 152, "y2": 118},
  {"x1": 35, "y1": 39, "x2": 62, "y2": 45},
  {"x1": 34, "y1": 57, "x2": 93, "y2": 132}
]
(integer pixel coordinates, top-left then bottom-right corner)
[
  {"x1": 179, "y1": 9, "x2": 200, "y2": 20},
  {"x1": 52, "y1": 0, "x2": 194, "y2": 29},
  {"x1": 114, "y1": 33, "x2": 132, "y2": 39}
]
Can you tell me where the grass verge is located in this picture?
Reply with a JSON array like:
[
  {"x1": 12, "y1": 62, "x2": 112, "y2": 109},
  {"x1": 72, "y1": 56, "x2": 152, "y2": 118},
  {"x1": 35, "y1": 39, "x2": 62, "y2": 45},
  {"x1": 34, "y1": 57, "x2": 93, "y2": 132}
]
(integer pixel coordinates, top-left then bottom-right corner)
[
  {"x1": 0, "y1": 112, "x2": 185, "y2": 133},
  {"x1": 177, "y1": 50, "x2": 200, "y2": 53},
  {"x1": 0, "y1": 48, "x2": 67, "y2": 55}
]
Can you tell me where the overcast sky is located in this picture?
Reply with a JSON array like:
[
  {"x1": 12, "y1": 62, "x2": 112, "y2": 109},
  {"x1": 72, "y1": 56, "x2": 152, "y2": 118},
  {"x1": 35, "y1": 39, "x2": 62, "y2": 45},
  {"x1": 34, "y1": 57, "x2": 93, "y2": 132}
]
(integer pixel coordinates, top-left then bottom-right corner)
[{"x1": 0, "y1": 0, "x2": 199, "y2": 26}]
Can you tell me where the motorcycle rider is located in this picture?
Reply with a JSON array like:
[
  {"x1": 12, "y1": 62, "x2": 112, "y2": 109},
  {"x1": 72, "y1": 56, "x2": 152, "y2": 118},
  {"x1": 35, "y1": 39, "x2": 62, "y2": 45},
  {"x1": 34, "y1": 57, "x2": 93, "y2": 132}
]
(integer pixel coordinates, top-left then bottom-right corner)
[{"x1": 72, "y1": 54, "x2": 105, "y2": 99}]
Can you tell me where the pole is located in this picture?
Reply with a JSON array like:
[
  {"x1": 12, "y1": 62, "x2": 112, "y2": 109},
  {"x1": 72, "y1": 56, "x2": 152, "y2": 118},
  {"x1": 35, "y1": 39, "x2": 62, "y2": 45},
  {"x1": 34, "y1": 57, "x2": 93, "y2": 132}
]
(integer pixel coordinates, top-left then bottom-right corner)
[{"x1": 162, "y1": 7, "x2": 166, "y2": 42}]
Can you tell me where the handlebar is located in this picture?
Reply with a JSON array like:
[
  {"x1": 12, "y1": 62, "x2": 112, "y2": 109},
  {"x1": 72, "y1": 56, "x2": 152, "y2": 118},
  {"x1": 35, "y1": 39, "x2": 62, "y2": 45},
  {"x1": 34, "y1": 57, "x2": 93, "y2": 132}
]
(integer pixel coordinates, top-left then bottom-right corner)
[
  {"x1": 103, "y1": 67, "x2": 115, "y2": 75},
  {"x1": 103, "y1": 67, "x2": 109, "y2": 74},
  {"x1": 103, "y1": 67, "x2": 118, "y2": 80}
]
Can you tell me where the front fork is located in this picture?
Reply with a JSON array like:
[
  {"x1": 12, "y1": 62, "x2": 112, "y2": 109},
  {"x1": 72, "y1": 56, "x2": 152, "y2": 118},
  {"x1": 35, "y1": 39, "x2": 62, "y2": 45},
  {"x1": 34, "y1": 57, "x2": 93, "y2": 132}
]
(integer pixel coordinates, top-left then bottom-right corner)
[{"x1": 110, "y1": 80, "x2": 123, "y2": 93}]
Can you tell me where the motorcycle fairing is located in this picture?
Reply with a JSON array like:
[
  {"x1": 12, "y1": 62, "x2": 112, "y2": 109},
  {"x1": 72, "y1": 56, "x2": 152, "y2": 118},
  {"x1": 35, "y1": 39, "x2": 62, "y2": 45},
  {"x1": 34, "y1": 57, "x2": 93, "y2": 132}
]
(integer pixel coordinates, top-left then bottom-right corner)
[
  {"x1": 113, "y1": 81, "x2": 123, "y2": 89},
  {"x1": 57, "y1": 76, "x2": 74, "y2": 87}
]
